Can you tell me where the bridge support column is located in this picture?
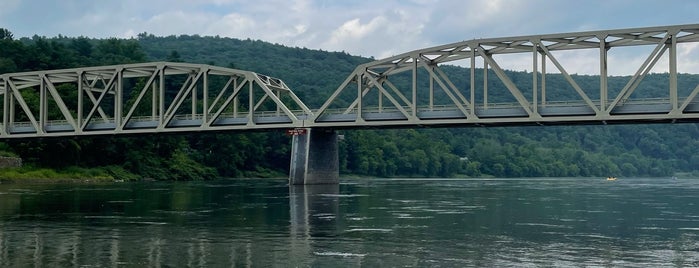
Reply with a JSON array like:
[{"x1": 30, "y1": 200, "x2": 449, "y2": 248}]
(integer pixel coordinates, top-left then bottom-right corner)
[{"x1": 289, "y1": 128, "x2": 339, "y2": 185}]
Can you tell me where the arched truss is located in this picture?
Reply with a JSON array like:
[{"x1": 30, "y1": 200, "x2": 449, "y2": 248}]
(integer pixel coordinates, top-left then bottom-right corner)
[
  {"x1": 311, "y1": 23, "x2": 699, "y2": 127},
  {"x1": 0, "y1": 62, "x2": 312, "y2": 138}
]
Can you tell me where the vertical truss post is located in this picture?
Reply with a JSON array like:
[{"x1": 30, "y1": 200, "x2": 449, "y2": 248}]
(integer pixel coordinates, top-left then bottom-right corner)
[
  {"x1": 8, "y1": 88, "x2": 14, "y2": 126},
  {"x1": 670, "y1": 30, "x2": 678, "y2": 114},
  {"x1": 532, "y1": 41, "x2": 538, "y2": 114},
  {"x1": 158, "y1": 66, "x2": 165, "y2": 127},
  {"x1": 276, "y1": 90, "x2": 281, "y2": 116},
  {"x1": 378, "y1": 83, "x2": 383, "y2": 112},
  {"x1": 357, "y1": 73, "x2": 363, "y2": 122},
  {"x1": 247, "y1": 80, "x2": 254, "y2": 126},
  {"x1": 115, "y1": 68, "x2": 123, "y2": 130},
  {"x1": 412, "y1": 56, "x2": 417, "y2": 117},
  {"x1": 430, "y1": 65, "x2": 436, "y2": 110},
  {"x1": 203, "y1": 69, "x2": 208, "y2": 123},
  {"x1": 192, "y1": 81, "x2": 197, "y2": 119},
  {"x1": 2, "y1": 78, "x2": 7, "y2": 135},
  {"x1": 152, "y1": 80, "x2": 157, "y2": 120},
  {"x1": 233, "y1": 79, "x2": 239, "y2": 117},
  {"x1": 541, "y1": 51, "x2": 547, "y2": 106},
  {"x1": 39, "y1": 74, "x2": 47, "y2": 134},
  {"x1": 483, "y1": 57, "x2": 488, "y2": 109},
  {"x1": 470, "y1": 48, "x2": 476, "y2": 115},
  {"x1": 192, "y1": 68, "x2": 200, "y2": 119},
  {"x1": 599, "y1": 34, "x2": 608, "y2": 112},
  {"x1": 77, "y1": 71, "x2": 84, "y2": 133}
]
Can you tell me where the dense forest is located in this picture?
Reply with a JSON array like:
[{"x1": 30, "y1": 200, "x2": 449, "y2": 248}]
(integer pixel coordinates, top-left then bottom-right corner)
[{"x1": 1, "y1": 28, "x2": 698, "y2": 180}]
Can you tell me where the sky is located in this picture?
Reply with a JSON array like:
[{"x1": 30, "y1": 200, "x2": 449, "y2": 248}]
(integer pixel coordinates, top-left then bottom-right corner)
[{"x1": 2, "y1": 0, "x2": 699, "y2": 75}]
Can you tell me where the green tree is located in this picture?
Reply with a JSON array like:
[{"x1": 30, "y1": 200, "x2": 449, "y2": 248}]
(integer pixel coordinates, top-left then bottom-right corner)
[{"x1": 0, "y1": 28, "x2": 13, "y2": 40}]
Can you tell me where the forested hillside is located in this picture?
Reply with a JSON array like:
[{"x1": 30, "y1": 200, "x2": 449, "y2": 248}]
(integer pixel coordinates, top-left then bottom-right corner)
[{"x1": 1, "y1": 29, "x2": 698, "y2": 179}]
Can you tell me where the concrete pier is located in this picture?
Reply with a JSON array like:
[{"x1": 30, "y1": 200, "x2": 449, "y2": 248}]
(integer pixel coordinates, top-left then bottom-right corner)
[{"x1": 289, "y1": 128, "x2": 339, "y2": 185}]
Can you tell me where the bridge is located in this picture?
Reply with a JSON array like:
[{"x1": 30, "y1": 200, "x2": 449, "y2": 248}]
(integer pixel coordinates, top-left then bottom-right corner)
[{"x1": 2, "y1": 24, "x2": 699, "y2": 184}]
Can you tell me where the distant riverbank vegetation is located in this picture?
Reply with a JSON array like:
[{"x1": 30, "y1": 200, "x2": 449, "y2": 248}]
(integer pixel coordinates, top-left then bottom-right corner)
[{"x1": 2, "y1": 29, "x2": 699, "y2": 181}]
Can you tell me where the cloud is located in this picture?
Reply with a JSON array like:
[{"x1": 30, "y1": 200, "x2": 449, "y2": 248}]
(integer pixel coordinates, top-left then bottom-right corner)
[
  {"x1": 0, "y1": 0, "x2": 20, "y2": 16},
  {"x1": 320, "y1": 7, "x2": 429, "y2": 58},
  {"x1": 204, "y1": 13, "x2": 256, "y2": 37},
  {"x1": 3, "y1": 0, "x2": 699, "y2": 75},
  {"x1": 326, "y1": 18, "x2": 384, "y2": 45},
  {"x1": 678, "y1": 43, "x2": 699, "y2": 74}
]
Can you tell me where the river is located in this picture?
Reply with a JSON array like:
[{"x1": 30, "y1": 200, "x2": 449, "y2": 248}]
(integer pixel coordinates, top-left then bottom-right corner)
[{"x1": 0, "y1": 177, "x2": 697, "y2": 267}]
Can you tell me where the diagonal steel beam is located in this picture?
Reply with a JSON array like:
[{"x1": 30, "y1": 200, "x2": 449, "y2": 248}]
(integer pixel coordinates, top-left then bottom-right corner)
[
  {"x1": 207, "y1": 79, "x2": 248, "y2": 126},
  {"x1": 120, "y1": 68, "x2": 161, "y2": 130},
  {"x1": 82, "y1": 72, "x2": 118, "y2": 130},
  {"x1": 163, "y1": 71, "x2": 204, "y2": 126},
  {"x1": 477, "y1": 46, "x2": 535, "y2": 117},
  {"x1": 679, "y1": 84, "x2": 699, "y2": 112},
  {"x1": 383, "y1": 79, "x2": 412, "y2": 107},
  {"x1": 7, "y1": 79, "x2": 40, "y2": 133},
  {"x1": 82, "y1": 73, "x2": 111, "y2": 122},
  {"x1": 208, "y1": 76, "x2": 237, "y2": 114},
  {"x1": 364, "y1": 75, "x2": 412, "y2": 119},
  {"x1": 42, "y1": 74, "x2": 78, "y2": 129},
  {"x1": 606, "y1": 34, "x2": 670, "y2": 113},
  {"x1": 313, "y1": 68, "x2": 362, "y2": 120},
  {"x1": 420, "y1": 62, "x2": 472, "y2": 118},
  {"x1": 538, "y1": 43, "x2": 601, "y2": 114}
]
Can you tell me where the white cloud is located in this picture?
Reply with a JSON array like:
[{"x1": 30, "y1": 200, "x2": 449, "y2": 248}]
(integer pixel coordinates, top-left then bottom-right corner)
[
  {"x1": 678, "y1": 43, "x2": 699, "y2": 74},
  {"x1": 122, "y1": 29, "x2": 137, "y2": 39},
  {"x1": 204, "y1": 13, "x2": 256, "y2": 37},
  {"x1": 320, "y1": 7, "x2": 429, "y2": 58},
  {"x1": 327, "y1": 18, "x2": 384, "y2": 44}
]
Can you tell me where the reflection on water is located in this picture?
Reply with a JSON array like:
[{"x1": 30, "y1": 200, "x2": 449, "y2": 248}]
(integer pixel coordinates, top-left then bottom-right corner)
[
  {"x1": 0, "y1": 178, "x2": 699, "y2": 266},
  {"x1": 289, "y1": 184, "x2": 340, "y2": 266}
]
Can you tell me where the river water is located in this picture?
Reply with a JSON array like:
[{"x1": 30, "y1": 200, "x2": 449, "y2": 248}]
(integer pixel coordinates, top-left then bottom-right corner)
[{"x1": 0, "y1": 177, "x2": 698, "y2": 267}]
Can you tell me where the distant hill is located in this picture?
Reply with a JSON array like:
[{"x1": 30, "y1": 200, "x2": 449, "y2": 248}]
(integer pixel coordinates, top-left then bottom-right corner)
[{"x1": 137, "y1": 33, "x2": 370, "y2": 107}]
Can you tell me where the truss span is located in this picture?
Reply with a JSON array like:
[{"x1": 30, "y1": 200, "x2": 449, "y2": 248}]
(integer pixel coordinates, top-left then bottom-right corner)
[
  {"x1": 0, "y1": 62, "x2": 312, "y2": 138},
  {"x1": 3, "y1": 24, "x2": 699, "y2": 138},
  {"x1": 311, "y1": 23, "x2": 699, "y2": 128}
]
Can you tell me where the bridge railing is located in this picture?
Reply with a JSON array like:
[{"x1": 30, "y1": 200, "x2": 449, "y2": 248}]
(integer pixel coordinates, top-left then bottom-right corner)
[{"x1": 8, "y1": 109, "x2": 312, "y2": 129}]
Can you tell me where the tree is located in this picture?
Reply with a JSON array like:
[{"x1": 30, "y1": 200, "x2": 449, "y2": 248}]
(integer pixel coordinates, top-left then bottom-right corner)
[
  {"x1": 167, "y1": 50, "x2": 182, "y2": 62},
  {"x1": 0, "y1": 28, "x2": 13, "y2": 40}
]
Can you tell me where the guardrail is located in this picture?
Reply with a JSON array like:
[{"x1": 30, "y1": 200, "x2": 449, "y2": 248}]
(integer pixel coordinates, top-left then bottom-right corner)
[
  {"x1": 313, "y1": 98, "x2": 699, "y2": 116},
  {"x1": 7, "y1": 98, "x2": 699, "y2": 130},
  {"x1": 8, "y1": 109, "x2": 312, "y2": 129}
]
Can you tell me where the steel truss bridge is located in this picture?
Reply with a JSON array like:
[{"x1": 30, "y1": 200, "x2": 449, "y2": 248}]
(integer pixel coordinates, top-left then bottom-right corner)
[{"x1": 2, "y1": 24, "x2": 699, "y2": 138}]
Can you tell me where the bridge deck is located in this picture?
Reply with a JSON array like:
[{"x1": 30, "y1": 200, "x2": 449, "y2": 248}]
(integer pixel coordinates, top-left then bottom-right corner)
[{"x1": 4, "y1": 99, "x2": 699, "y2": 138}]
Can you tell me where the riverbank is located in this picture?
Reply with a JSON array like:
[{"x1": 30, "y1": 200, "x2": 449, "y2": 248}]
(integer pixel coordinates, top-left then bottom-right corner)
[
  {"x1": 0, "y1": 166, "x2": 138, "y2": 183},
  {"x1": 0, "y1": 165, "x2": 288, "y2": 183}
]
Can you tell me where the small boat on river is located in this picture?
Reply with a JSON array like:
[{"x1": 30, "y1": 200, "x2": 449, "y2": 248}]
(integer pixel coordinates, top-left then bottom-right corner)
[{"x1": 606, "y1": 177, "x2": 617, "y2": 181}]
